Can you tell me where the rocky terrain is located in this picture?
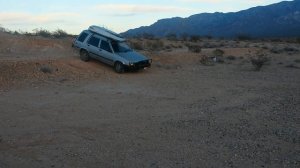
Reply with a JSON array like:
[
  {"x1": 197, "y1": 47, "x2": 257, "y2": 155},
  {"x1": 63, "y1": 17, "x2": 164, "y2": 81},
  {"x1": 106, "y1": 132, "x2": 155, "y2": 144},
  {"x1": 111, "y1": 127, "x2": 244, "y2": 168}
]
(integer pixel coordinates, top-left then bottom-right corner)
[{"x1": 0, "y1": 32, "x2": 299, "y2": 167}]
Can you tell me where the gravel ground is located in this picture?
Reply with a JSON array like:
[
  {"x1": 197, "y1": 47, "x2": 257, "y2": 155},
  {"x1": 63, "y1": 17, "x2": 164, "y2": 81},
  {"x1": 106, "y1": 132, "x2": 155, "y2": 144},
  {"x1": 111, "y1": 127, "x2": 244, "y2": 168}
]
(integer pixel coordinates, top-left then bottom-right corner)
[{"x1": 0, "y1": 33, "x2": 299, "y2": 167}]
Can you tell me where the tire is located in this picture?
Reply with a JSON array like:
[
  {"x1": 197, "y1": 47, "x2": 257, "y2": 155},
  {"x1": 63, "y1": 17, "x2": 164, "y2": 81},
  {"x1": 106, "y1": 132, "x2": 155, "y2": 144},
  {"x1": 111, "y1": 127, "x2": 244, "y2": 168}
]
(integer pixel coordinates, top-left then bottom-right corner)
[
  {"x1": 114, "y1": 62, "x2": 125, "y2": 73},
  {"x1": 80, "y1": 50, "x2": 89, "y2": 62}
]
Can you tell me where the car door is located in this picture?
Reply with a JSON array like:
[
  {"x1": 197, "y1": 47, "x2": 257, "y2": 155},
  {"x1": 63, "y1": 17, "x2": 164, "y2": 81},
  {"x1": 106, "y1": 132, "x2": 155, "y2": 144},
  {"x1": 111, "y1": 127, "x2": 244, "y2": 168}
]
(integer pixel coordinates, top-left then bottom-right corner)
[
  {"x1": 99, "y1": 39, "x2": 115, "y2": 65},
  {"x1": 86, "y1": 35, "x2": 101, "y2": 60}
]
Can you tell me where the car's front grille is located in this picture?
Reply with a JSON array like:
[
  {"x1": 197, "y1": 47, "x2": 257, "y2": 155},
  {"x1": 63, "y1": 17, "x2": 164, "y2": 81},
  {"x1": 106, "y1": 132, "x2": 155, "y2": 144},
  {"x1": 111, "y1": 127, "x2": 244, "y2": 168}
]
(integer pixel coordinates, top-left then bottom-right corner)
[{"x1": 134, "y1": 60, "x2": 150, "y2": 68}]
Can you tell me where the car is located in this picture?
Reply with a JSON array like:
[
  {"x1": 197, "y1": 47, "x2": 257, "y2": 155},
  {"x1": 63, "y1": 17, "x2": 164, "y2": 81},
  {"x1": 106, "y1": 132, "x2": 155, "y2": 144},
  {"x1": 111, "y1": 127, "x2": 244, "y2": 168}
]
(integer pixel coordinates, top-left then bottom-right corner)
[{"x1": 72, "y1": 25, "x2": 152, "y2": 73}]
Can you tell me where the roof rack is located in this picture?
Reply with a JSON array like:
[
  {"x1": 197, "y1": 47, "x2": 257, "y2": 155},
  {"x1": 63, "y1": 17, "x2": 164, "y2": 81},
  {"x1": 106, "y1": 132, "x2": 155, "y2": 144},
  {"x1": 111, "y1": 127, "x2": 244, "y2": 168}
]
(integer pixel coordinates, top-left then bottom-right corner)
[{"x1": 88, "y1": 25, "x2": 125, "y2": 42}]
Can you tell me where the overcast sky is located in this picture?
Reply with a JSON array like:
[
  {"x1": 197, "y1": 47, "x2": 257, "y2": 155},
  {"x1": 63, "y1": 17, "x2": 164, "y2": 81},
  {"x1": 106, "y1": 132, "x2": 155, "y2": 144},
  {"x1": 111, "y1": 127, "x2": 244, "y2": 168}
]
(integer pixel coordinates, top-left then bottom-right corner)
[{"x1": 0, "y1": 0, "x2": 290, "y2": 34}]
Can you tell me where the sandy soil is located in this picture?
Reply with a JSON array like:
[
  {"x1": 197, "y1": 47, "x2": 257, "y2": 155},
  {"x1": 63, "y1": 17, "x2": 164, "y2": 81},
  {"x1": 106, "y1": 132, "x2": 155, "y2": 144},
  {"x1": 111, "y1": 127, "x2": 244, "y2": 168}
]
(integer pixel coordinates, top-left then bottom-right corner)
[{"x1": 0, "y1": 32, "x2": 299, "y2": 168}]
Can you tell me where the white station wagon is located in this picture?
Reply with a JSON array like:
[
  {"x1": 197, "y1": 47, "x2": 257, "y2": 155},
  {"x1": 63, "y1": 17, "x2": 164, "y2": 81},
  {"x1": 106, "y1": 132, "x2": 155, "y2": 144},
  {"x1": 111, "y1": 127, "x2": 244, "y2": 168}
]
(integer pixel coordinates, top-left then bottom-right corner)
[{"x1": 73, "y1": 26, "x2": 151, "y2": 73}]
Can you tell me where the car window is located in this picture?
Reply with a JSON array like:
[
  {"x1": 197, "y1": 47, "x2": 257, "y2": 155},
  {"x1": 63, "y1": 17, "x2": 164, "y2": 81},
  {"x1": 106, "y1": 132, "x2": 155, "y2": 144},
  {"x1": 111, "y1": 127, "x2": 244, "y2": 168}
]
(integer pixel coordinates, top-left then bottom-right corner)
[
  {"x1": 77, "y1": 32, "x2": 88, "y2": 42},
  {"x1": 100, "y1": 41, "x2": 112, "y2": 53},
  {"x1": 88, "y1": 36, "x2": 100, "y2": 47}
]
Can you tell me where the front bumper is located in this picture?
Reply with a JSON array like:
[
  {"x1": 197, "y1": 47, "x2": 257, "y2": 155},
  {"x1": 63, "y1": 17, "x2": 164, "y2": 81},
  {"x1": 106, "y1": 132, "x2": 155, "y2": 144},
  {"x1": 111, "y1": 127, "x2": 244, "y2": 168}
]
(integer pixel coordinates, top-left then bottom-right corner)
[{"x1": 127, "y1": 59, "x2": 152, "y2": 70}]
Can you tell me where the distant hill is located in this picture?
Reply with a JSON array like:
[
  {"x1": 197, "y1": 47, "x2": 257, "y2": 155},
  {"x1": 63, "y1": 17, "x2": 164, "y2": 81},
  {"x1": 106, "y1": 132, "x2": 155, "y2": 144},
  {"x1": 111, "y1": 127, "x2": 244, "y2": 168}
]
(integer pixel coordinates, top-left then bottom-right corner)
[{"x1": 123, "y1": 0, "x2": 300, "y2": 38}]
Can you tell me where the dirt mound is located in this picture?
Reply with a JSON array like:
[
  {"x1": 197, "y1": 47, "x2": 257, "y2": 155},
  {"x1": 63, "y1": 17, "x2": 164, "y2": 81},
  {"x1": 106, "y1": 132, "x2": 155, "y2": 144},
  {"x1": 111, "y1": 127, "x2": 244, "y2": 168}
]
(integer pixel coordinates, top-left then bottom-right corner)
[
  {"x1": 0, "y1": 32, "x2": 75, "y2": 60},
  {"x1": 0, "y1": 59, "x2": 115, "y2": 90}
]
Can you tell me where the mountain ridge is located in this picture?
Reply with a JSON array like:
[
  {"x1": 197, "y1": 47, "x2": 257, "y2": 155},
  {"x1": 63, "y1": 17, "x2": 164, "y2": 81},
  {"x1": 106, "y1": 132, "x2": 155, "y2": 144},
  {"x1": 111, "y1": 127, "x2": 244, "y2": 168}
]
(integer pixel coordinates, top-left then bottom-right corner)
[{"x1": 123, "y1": 0, "x2": 300, "y2": 38}]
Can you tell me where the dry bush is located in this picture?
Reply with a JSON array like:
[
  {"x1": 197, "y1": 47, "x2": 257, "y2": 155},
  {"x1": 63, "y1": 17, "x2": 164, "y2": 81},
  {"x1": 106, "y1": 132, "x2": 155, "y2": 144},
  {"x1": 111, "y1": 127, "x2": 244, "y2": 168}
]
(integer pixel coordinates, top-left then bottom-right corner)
[
  {"x1": 33, "y1": 28, "x2": 52, "y2": 38},
  {"x1": 187, "y1": 44, "x2": 201, "y2": 53},
  {"x1": 130, "y1": 41, "x2": 144, "y2": 50},
  {"x1": 236, "y1": 34, "x2": 252, "y2": 41},
  {"x1": 199, "y1": 55, "x2": 214, "y2": 66},
  {"x1": 250, "y1": 52, "x2": 269, "y2": 71},
  {"x1": 297, "y1": 37, "x2": 300, "y2": 44},
  {"x1": 283, "y1": 47, "x2": 298, "y2": 52},
  {"x1": 190, "y1": 35, "x2": 201, "y2": 42},
  {"x1": 52, "y1": 29, "x2": 68, "y2": 38},
  {"x1": 40, "y1": 65, "x2": 53, "y2": 74},
  {"x1": 166, "y1": 33, "x2": 177, "y2": 41},
  {"x1": 285, "y1": 64, "x2": 300, "y2": 69},
  {"x1": 270, "y1": 46, "x2": 299, "y2": 54},
  {"x1": 213, "y1": 49, "x2": 224, "y2": 57},
  {"x1": 146, "y1": 40, "x2": 164, "y2": 51},
  {"x1": 226, "y1": 56, "x2": 236, "y2": 60}
]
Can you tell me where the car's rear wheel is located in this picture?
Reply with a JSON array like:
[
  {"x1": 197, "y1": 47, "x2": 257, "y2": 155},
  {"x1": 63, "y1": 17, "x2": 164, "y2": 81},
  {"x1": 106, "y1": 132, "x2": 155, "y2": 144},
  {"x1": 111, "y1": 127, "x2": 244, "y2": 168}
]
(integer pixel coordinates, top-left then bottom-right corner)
[
  {"x1": 114, "y1": 62, "x2": 125, "y2": 73},
  {"x1": 80, "y1": 50, "x2": 89, "y2": 62}
]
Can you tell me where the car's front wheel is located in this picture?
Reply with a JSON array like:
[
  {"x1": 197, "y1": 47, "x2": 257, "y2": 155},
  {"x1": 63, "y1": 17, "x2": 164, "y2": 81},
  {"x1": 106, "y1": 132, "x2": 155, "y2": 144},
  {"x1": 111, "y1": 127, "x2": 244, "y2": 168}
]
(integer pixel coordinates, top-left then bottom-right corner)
[
  {"x1": 114, "y1": 62, "x2": 125, "y2": 73},
  {"x1": 80, "y1": 50, "x2": 89, "y2": 62}
]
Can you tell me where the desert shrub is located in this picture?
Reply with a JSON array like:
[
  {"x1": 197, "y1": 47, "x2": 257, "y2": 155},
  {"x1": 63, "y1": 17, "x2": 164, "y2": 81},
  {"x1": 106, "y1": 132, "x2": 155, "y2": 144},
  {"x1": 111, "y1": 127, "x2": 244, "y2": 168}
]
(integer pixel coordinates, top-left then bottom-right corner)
[
  {"x1": 204, "y1": 35, "x2": 212, "y2": 40},
  {"x1": 236, "y1": 34, "x2": 251, "y2": 41},
  {"x1": 250, "y1": 54, "x2": 269, "y2": 71},
  {"x1": 52, "y1": 29, "x2": 68, "y2": 38},
  {"x1": 180, "y1": 33, "x2": 189, "y2": 41},
  {"x1": 296, "y1": 37, "x2": 300, "y2": 44},
  {"x1": 188, "y1": 45, "x2": 201, "y2": 53},
  {"x1": 226, "y1": 56, "x2": 236, "y2": 60},
  {"x1": 130, "y1": 41, "x2": 144, "y2": 50},
  {"x1": 202, "y1": 42, "x2": 216, "y2": 48},
  {"x1": 166, "y1": 33, "x2": 177, "y2": 41},
  {"x1": 0, "y1": 25, "x2": 5, "y2": 32},
  {"x1": 165, "y1": 45, "x2": 172, "y2": 50},
  {"x1": 199, "y1": 55, "x2": 214, "y2": 66},
  {"x1": 285, "y1": 64, "x2": 300, "y2": 69},
  {"x1": 271, "y1": 38, "x2": 283, "y2": 42},
  {"x1": 213, "y1": 49, "x2": 225, "y2": 57},
  {"x1": 147, "y1": 40, "x2": 164, "y2": 51},
  {"x1": 283, "y1": 47, "x2": 298, "y2": 52},
  {"x1": 294, "y1": 59, "x2": 300, "y2": 63},
  {"x1": 142, "y1": 33, "x2": 155, "y2": 40},
  {"x1": 270, "y1": 47, "x2": 281, "y2": 54},
  {"x1": 190, "y1": 35, "x2": 201, "y2": 42},
  {"x1": 40, "y1": 65, "x2": 53, "y2": 74},
  {"x1": 33, "y1": 28, "x2": 52, "y2": 38}
]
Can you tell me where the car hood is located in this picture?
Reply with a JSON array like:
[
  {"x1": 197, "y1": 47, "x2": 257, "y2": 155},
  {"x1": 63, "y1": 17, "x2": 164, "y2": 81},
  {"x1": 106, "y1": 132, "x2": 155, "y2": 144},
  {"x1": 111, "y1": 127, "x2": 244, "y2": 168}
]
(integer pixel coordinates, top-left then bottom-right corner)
[{"x1": 117, "y1": 51, "x2": 148, "y2": 62}]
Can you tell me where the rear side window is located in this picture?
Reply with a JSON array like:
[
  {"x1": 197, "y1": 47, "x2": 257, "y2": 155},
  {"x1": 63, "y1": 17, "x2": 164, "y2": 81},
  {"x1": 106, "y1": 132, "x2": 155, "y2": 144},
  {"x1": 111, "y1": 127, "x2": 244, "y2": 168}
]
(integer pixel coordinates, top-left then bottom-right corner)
[
  {"x1": 100, "y1": 41, "x2": 112, "y2": 53},
  {"x1": 77, "y1": 32, "x2": 88, "y2": 42},
  {"x1": 88, "y1": 36, "x2": 100, "y2": 47}
]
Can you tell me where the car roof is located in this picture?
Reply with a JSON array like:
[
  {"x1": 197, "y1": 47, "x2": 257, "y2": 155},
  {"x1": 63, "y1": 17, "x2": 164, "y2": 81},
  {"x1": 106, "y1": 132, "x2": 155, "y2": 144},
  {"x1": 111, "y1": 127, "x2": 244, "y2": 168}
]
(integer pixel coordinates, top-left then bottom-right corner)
[{"x1": 88, "y1": 26, "x2": 126, "y2": 42}]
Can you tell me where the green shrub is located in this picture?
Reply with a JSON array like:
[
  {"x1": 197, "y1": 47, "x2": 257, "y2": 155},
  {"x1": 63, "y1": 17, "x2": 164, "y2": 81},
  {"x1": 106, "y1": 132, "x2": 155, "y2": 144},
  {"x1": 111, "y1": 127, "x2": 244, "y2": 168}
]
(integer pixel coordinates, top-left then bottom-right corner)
[{"x1": 213, "y1": 49, "x2": 225, "y2": 57}]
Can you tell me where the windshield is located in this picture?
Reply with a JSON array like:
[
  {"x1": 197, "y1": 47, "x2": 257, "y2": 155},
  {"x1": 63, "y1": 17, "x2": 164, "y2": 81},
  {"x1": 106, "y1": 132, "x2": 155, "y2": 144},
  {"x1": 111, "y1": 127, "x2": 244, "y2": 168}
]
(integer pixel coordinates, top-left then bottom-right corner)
[{"x1": 111, "y1": 41, "x2": 132, "y2": 53}]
